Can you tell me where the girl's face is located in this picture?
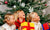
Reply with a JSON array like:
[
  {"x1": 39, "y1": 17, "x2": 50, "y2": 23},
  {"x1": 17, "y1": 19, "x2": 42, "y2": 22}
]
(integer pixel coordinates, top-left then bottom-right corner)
[
  {"x1": 18, "y1": 11, "x2": 25, "y2": 18},
  {"x1": 7, "y1": 15, "x2": 15, "y2": 25},
  {"x1": 32, "y1": 13, "x2": 40, "y2": 22}
]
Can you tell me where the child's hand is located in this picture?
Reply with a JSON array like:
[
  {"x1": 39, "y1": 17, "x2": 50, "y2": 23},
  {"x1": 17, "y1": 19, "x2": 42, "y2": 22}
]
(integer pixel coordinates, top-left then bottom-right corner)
[{"x1": 18, "y1": 26, "x2": 22, "y2": 30}]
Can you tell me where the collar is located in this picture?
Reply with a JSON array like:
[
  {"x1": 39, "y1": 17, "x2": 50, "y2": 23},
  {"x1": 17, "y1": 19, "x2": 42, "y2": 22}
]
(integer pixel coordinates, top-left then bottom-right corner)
[
  {"x1": 17, "y1": 18, "x2": 25, "y2": 23},
  {"x1": 2, "y1": 23, "x2": 15, "y2": 28},
  {"x1": 31, "y1": 22, "x2": 41, "y2": 25}
]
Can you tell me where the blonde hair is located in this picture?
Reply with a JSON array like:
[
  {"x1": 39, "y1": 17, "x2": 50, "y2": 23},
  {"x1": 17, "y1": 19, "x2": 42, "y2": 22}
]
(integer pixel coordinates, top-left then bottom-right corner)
[
  {"x1": 14, "y1": 10, "x2": 23, "y2": 21},
  {"x1": 3, "y1": 13, "x2": 13, "y2": 22},
  {"x1": 27, "y1": 12, "x2": 38, "y2": 22}
]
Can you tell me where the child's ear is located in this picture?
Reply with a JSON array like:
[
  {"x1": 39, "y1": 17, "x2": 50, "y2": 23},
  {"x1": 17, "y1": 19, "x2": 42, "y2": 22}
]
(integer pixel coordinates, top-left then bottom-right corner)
[
  {"x1": 3, "y1": 19, "x2": 8, "y2": 22},
  {"x1": 3, "y1": 20, "x2": 6, "y2": 22}
]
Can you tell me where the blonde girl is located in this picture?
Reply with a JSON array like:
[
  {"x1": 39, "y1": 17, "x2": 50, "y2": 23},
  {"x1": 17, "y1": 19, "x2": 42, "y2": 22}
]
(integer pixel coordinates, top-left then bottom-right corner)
[
  {"x1": 14, "y1": 10, "x2": 25, "y2": 29},
  {"x1": 0, "y1": 13, "x2": 16, "y2": 30},
  {"x1": 27, "y1": 12, "x2": 42, "y2": 30}
]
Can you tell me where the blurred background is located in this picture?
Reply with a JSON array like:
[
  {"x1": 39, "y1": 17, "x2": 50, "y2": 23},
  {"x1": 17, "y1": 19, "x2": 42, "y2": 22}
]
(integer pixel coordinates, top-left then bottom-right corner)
[{"x1": 0, "y1": 0, "x2": 50, "y2": 14}]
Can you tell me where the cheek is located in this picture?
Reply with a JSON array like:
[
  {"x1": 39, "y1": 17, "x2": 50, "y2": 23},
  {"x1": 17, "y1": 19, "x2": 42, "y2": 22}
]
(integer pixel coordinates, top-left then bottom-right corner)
[
  {"x1": 19, "y1": 14, "x2": 25, "y2": 17},
  {"x1": 10, "y1": 20, "x2": 15, "y2": 23},
  {"x1": 37, "y1": 17, "x2": 40, "y2": 20},
  {"x1": 34, "y1": 19, "x2": 37, "y2": 20},
  {"x1": 38, "y1": 17, "x2": 40, "y2": 20},
  {"x1": 33, "y1": 19, "x2": 36, "y2": 21},
  {"x1": 33, "y1": 18, "x2": 39, "y2": 20},
  {"x1": 19, "y1": 14, "x2": 22, "y2": 17},
  {"x1": 7, "y1": 21, "x2": 10, "y2": 23},
  {"x1": 32, "y1": 18, "x2": 37, "y2": 21},
  {"x1": 22, "y1": 15, "x2": 25, "y2": 18},
  {"x1": 21, "y1": 14, "x2": 23, "y2": 16}
]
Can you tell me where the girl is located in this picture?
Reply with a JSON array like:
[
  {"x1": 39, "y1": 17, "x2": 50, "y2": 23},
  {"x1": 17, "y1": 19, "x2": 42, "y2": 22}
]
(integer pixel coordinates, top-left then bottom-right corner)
[
  {"x1": 14, "y1": 10, "x2": 25, "y2": 29},
  {"x1": 27, "y1": 12, "x2": 42, "y2": 30},
  {"x1": 0, "y1": 13, "x2": 16, "y2": 30}
]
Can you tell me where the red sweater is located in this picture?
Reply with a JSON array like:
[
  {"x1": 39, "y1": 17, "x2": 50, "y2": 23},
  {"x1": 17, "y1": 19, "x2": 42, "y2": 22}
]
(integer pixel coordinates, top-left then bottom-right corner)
[{"x1": 15, "y1": 19, "x2": 25, "y2": 29}]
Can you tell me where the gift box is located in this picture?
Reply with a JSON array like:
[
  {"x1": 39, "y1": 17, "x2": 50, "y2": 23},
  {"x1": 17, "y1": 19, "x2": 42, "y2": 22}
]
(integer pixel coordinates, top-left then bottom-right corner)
[
  {"x1": 43, "y1": 22, "x2": 50, "y2": 30},
  {"x1": 21, "y1": 22, "x2": 35, "y2": 30}
]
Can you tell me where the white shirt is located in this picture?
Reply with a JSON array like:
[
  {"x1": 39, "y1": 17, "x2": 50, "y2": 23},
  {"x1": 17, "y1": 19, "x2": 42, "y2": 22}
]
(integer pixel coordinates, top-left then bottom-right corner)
[
  {"x1": 31, "y1": 22, "x2": 42, "y2": 30},
  {"x1": 0, "y1": 23, "x2": 16, "y2": 30}
]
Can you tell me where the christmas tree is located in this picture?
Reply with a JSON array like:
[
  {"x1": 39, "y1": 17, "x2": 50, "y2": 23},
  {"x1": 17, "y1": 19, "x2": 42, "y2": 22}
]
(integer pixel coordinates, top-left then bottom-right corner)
[{"x1": 0, "y1": 0, "x2": 50, "y2": 26}]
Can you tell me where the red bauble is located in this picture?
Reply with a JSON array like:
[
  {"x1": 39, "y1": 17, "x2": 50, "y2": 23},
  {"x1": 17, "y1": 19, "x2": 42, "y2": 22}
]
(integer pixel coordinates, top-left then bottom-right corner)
[
  {"x1": 45, "y1": 4, "x2": 47, "y2": 6},
  {"x1": 5, "y1": 1, "x2": 8, "y2": 4}
]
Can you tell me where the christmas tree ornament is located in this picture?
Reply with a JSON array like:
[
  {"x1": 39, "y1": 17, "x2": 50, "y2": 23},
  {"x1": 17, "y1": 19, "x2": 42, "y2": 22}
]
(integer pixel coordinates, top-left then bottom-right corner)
[
  {"x1": 38, "y1": 1, "x2": 40, "y2": 3},
  {"x1": 18, "y1": 0, "x2": 22, "y2": 2},
  {"x1": 13, "y1": 5, "x2": 16, "y2": 8},
  {"x1": 29, "y1": 7, "x2": 34, "y2": 12},
  {"x1": 5, "y1": 1, "x2": 8, "y2": 4},
  {"x1": 41, "y1": 0, "x2": 45, "y2": 3},
  {"x1": 42, "y1": 9, "x2": 46, "y2": 15},
  {"x1": 42, "y1": 9, "x2": 46, "y2": 17},
  {"x1": 45, "y1": 4, "x2": 47, "y2": 6},
  {"x1": 20, "y1": 3, "x2": 25, "y2": 7}
]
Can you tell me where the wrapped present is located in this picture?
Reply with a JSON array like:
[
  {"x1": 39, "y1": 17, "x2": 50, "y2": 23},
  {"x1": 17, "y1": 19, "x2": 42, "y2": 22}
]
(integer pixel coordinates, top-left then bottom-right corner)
[
  {"x1": 43, "y1": 22, "x2": 50, "y2": 30},
  {"x1": 21, "y1": 22, "x2": 35, "y2": 30}
]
